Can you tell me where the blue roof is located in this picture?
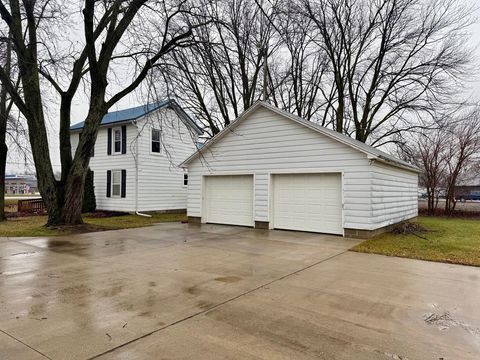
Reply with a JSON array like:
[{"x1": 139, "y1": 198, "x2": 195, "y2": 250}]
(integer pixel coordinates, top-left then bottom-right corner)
[{"x1": 70, "y1": 99, "x2": 202, "y2": 134}]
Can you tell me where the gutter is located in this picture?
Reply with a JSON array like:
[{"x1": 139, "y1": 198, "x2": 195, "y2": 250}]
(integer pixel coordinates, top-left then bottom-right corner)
[
  {"x1": 368, "y1": 155, "x2": 420, "y2": 173},
  {"x1": 132, "y1": 120, "x2": 152, "y2": 218}
]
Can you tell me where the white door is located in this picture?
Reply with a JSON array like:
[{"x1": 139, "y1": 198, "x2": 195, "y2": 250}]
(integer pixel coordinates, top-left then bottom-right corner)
[
  {"x1": 273, "y1": 173, "x2": 343, "y2": 234},
  {"x1": 204, "y1": 175, "x2": 254, "y2": 227}
]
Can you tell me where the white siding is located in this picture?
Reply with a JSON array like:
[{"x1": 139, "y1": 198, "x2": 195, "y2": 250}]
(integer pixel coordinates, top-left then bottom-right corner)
[
  {"x1": 136, "y1": 109, "x2": 197, "y2": 211},
  {"x1": 370, "y1": 162, "x2": 418, "y2": 228},
  {"x1": 187, "y1": 106, "x2": 374, "y2": 230},
  {"x1": 84, "y1": 125, "x2": 136, "y2": 212},
  {"x1": 70, "y1": 108, "x2": 197, "y2": 212}
]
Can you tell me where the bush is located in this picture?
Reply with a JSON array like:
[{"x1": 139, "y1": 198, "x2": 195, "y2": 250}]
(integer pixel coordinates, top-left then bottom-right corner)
[{"x1": 82, "y1": 168, "x2": 96, "y2": 213}]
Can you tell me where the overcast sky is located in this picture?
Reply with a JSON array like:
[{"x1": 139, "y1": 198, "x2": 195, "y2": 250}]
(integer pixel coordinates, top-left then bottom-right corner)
[{"x1": 6, "y1": 2, "x2": 480, "y2": 174}]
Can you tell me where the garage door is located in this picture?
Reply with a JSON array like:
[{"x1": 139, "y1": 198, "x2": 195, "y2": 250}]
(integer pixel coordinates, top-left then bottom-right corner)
[
  {"x1": 204, "y1": 175, "x2": 254, "y2": 227},
  {"x1": 273, "y1": 173, "x2": 343, "y2": 234}
]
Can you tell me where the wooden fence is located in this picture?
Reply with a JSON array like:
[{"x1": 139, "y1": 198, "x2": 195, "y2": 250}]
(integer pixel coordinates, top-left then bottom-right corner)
[{"x1": 17, "y1": 198, "x2": 46, "y2": 214}]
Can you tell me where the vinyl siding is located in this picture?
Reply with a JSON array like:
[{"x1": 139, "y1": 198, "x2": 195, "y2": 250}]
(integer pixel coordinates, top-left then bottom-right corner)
[
  {"x1": 187, "y1": 106, "x2": 374, "y2": 230},
  {"x1": 136, "y1": 109, "x2": 197, "y2": 211},
  {"x1": 70, "y1": 108, "x2": 197, "y2": 212},
  {"x1": 370, "y1": 162, "x2": 418, "y2": 228},
  {"x1": 71, "y1": 125, "x2": 136, "y2": 212}
]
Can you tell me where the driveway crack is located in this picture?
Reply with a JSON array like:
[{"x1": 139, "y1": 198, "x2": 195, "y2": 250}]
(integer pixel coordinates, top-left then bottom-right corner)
[{"x1": 0, "y1": 328, "x2": 52, "y2": 359}]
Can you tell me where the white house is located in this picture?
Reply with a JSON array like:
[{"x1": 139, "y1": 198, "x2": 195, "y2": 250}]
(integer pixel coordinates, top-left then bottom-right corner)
[
  {"x1": 70, "y1": 100, "x2": 203, "y2": 213},
  {"x1": 181, "y1": 101, "x2": 419, "y2": 238}
]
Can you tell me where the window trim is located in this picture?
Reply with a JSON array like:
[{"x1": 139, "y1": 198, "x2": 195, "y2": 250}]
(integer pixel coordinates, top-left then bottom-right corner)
[
  {"x1": 113, "y1": 127, "x2": 122, "y2": 154},
  {"x1": 111, "y1": 169, "x2": 122, "y2": 197},
  {"x1": 183, "y1": 173, "x2": 188, "y2": 187},
  {"x1": 150, "y1": 127, "x2": 162, "y2": 154}
]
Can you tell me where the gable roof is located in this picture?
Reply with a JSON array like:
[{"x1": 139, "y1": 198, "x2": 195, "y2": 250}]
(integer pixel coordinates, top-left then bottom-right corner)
[
  {"x1": 70, "y1": 99, "x2": 203, "y2": 134},
  {"x1": 180, "y1": 101, "x2": 419, "y2": 172}
]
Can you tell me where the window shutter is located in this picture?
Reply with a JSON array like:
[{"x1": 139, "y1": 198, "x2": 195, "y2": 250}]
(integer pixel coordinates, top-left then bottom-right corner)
[
  {"x1": 121, "y1": 170, "x2": 126, "y2": 198},
  {"x1": 106, "y1": 170, "x2": 111, "y2": 197},
  {"x1": 121, "y1": 125, "x2": 127, "y2": 154},
  {"x1": 107, "y1": 128, "x2": 112, "y2": 155}
]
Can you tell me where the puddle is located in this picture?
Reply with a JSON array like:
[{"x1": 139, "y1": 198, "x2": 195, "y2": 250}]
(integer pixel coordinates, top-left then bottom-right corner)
[
  {"x1": 47, "y1": 240, "x2": 72, "y2": 248},
  {"x1": 186, "y1": 285, "x2": 201, "y2": 295},
  {"x1": 214, "y1": 276, "x2": 242, "y2": 283},
  {"x1": 10, "y1": 251, "x2": 36, "y2": 257},
  {"x1": 58, "y1": 284, "x2": 92, "y2": 296}
]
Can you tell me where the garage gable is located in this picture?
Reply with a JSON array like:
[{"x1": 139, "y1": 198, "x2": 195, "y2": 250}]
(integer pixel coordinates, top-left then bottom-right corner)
[
  {"x1": 181, "y1": 101, "x2": 418, "y2": 173},
  {"x1": 183, "y1": 105, "x2": 369, "y2": 171}
]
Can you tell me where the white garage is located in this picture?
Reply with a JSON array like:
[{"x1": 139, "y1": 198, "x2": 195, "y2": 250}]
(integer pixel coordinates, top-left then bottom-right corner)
[
  {"x1": 181, "y1": 102, "x2": 419, "y2": 238},
  {"x1": 204, "y1": 175, "x2": 254, "y2": 227},
  {"x1": 272, "y1": 173, "x2": 343, "y2": 234}
]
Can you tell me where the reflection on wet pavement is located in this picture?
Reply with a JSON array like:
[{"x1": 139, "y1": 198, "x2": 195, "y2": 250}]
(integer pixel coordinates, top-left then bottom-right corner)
[{"x1": 0, "y1": 223, "x2": 479, "y2": 360}]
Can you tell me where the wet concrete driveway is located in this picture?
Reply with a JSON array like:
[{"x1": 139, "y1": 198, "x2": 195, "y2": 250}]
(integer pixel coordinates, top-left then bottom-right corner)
[{"x1": 0, "y1": 223, "x2": 479, "y2": 359}]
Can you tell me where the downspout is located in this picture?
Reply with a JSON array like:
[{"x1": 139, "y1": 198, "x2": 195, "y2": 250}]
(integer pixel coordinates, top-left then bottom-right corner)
[{"x1": 132, "y1": 120, "x2": 152, "y2": 218}]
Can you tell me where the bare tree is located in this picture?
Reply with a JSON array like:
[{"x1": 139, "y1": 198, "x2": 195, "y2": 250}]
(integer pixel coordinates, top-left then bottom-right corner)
[
  {"x1": 0, "y1": 0, "x2": 208, "y2": 225},
  {"x1": 298, "y1": 0, "x2": 473, "y2": 144},
  {"x1": 166, "y1": 0, "x2": 474, "y2": 145},
  {"x1": 267, "y1": 2, "x2": 334, "y2": 125},
  {"x1": 398, "y1": 129, "x2": 447, "y2": 215},
  {"x1": 0, "y1": 30, "x2": 13, "y2": 220},
  {"x1": 443, "y1": 110, "x2": 480, "y2": 214},
  {"x1": 165, "y1": 0, "x2": 280, "y2": 136}
]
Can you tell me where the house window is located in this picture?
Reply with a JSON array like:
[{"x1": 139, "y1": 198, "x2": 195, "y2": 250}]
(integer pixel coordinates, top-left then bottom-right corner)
[
  {"x1": 183, "y1": 173, "x2": 188, "y2": 186},
  {"x1": 151, "y1": 128, "x2": 161, "y2": 153},
  {"x1": 114, "y1": 128, "x2": 122, "y2": 153},
  {"x1": 112, "y1": 170, "x2": 121, "y2": 197}
]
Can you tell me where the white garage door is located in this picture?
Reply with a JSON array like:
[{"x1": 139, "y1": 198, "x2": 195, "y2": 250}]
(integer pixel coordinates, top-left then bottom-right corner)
[
  {"x1": 204, "y1": 175, "x2": 254, "y2": 227},
  {"x1": 273, "y1": 173, "x2": 343, "y2": 235}
]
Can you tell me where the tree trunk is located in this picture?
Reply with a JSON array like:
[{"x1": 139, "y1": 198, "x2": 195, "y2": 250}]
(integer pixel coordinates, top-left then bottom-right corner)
[
  {"x1": 427, "y1": 188, "x2": 434, "y2": 215},
  {"x1": 0, "y1": 31, "x2": 11, "y2": 221},
  {"x1": 334, "y1": 74, "x2": 344, "y2": 134},
  {"x1": 61, "y1": 166, "x2": 87, "y2": 225},
  {"x1": 55, "y1": 105, "x2": 104, "y2": 225},
  {"x1": 0, "y1": 142, "x2": 7, "y2": 221}
]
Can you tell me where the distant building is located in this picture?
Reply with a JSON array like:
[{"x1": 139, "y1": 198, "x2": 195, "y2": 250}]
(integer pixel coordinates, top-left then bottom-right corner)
[
  {"x1": 4, "y1": 174, "x2": 38, "y2": 194},
  {"x1": 455, "y1": 176, "x2": 480, "y2": 197}
]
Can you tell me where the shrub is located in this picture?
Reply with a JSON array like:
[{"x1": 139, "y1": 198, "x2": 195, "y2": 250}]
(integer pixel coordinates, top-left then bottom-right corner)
[{"x1": 82, "y1": 168, "x2": 96, "y2": 213}]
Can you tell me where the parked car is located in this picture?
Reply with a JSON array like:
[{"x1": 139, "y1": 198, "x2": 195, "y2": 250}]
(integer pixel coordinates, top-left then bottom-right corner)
[
  {"x1": 458, "y1": 191, "x2": 480, "y2": 202},
  {"x1": 437, "y1": 189, "x2": 447, "y2": 199}
]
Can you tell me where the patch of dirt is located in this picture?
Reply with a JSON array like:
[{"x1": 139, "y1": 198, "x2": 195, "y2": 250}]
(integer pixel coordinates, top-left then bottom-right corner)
[
  {"x1": 391, "y1": 222, "x2": 428, "y2": 236},
  {"x1": 84, "y1": 211, "x2": 129, "y2": 218},
  {"x1": 382, "y1": 352, "x2": 409, "y2": 360},
  {"x1": 46, "y1": 223, "x2": 112, "y2": 234}
]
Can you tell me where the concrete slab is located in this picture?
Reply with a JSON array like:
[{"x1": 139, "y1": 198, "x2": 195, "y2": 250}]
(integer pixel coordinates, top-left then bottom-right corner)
[
  {"x1": 0, "y1": 331, "x2": 46, "y2": 360},
  {"x1": 0, "y1": 223, "x2": 479, "y2": 359}
]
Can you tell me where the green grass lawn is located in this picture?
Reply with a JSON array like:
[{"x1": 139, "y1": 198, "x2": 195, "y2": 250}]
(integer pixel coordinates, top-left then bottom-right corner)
[
  {"x1": 0, "y1": 212, "x2": 187, "y2": 237},
  {"x1": 351, "y1": 216, "x2": 480, "y2": 267}
]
